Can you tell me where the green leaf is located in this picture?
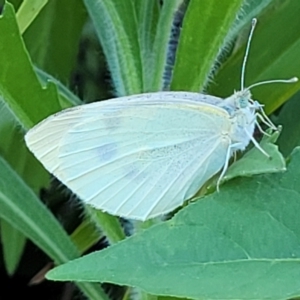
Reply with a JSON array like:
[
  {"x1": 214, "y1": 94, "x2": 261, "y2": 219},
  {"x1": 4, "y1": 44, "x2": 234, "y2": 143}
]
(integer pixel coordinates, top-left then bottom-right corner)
[
  {"x1": 71, "y1": 207, "x2": 126, "y2": 254},
  {"x1": 276, "y1": 91, "x2": 300, "y2": 157},
  {"x1": 0, "y1": 156, "x2": 79, "y2": 263},
  {"x1": 47, "y1": 148, "x2": 300, "y2": 300},
  {"x1": 85, "y1": 207, "x2": 126, "y2": 245},
  {"x1": 1, "y1": 219, "x2": 26, "y2": 275},
  {"x1": 150, "y1": 0, "x2": 185, "y2": 91},
  {"x1": 224, "y1": 0, "x2": 274, "y2": 43},
  {"x1": 34, "y1": 66, "x2": 82, "y2": 108},
  {"x1": 83, "y1": 0, "x2": 143, "y2": 96},
  {"x1": 23, "y1": 0, "x2": 87, "y2": 83},
  {"x1": 0, "y1": 100, "x2": 49, "y2": 192},
  {"x1": 135, "y1": 0, "x2": 160, "y2": 91},
  {"x1": 70, "y1": 218, "x2": 104, "y2": 254},
  {"x1": 16, "y1": 0, "x2": 48, "y2": 34},
  {"x1": 208, "y1": 0, "x2": 300, "y2": 114},
  {"x1": 223, "y1": 129, "x2": 286, "y2": 183},
  {"x1": 0, "y1": 156, "x2": 108, "y2": 300},
  {"x1": 0, "y1": 3, "x2": 61, "y2": 128},
  {"x1": 171, "y1": 0, "x2": 244, "y2": 91}
]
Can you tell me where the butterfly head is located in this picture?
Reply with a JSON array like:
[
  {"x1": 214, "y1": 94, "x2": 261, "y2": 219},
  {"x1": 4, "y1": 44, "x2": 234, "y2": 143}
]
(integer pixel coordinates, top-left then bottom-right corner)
[
  {"x1": 234, "y1": 89, "x2": 252, "y2": 109},
  {"x1": 221, "y1": 89, "x2": 252, "y2": 113}
]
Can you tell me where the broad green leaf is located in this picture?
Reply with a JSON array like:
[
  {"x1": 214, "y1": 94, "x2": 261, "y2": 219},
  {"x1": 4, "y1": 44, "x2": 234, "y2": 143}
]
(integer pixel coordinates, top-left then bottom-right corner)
[
  {"x1": 83, "y1": 0, "x2": 143, "y2": 96},
  {"x1": 16, "y1": 0, "x2": 48, "y2": 34},
  {"x1": 1, "y1": 219, "x2": 26, "y2": 275},
  {"x1": 209, "y1": 0, "x2": 300, "y2": 114},
  {"x1": 0, "y1": 156, "x2": 108, "y2": 300},
  {"x1": 47, "y1": 148, "x2": 300, "y2": 300},
  {"x1": 276, "y1": 91, "x2": 300, "y2": 157},
  {"x1": 23, "y1": 0, "x2": 87, "y2": 83},
  {"x1": 0, "y1": 3, "x2": 60, "y2": 128},
  {"x1": 171, "y1": 0, "x2": 244, "y2": 91}
]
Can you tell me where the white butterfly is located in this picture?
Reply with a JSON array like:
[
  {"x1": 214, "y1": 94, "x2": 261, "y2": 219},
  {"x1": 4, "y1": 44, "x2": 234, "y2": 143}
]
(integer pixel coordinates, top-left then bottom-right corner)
[{"x1": 25, "y1": 19, "x2": 297, "y2": 220}]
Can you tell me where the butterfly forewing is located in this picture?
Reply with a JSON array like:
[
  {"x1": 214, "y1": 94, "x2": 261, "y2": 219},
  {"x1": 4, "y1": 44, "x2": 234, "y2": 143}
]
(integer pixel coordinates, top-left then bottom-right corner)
[
  {"x1": 51, "y1": 101, "x2": 231, "y2": 220},
  {"x1": 25, "y1": 92, "x2": 223, "y2": 176}
]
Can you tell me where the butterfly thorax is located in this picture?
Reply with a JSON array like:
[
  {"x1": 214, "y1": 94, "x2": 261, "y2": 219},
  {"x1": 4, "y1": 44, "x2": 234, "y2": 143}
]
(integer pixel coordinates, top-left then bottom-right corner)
[
  {"x1": 232, "y1": 106, "x2": 255, "y2": 149},
  {"x1": 220, "y1": 89, "x2": 255, "y2": 153}
]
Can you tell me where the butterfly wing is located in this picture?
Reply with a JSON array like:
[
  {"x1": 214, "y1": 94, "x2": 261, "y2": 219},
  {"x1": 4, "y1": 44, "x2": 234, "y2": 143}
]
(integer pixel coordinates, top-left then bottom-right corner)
[
  {"x1": 25, "y1": 93, "x2": 230, "y2": 220},
  {"x1": 25, "y1": 92, "x2": 223, "y2": 173}
]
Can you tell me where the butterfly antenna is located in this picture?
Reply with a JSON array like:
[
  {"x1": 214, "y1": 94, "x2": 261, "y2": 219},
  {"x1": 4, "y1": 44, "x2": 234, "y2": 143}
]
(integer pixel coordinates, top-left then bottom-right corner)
[
  {"x1": 241, "y1": 18, "x2": 257, "y2": 90},
  {"x1": 247, "y1": 77, "x2": 298, "y2": 90}
]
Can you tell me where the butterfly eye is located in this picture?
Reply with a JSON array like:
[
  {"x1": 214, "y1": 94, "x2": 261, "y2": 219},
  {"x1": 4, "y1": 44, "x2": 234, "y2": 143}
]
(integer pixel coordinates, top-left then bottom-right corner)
[{"x1": 239, "y1": 97, "x2": 248, "y2": 109}]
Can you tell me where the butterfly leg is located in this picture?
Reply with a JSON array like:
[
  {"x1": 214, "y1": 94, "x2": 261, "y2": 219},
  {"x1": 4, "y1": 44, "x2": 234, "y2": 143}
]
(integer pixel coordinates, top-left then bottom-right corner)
[
  {"x1": 248, "y1": 111, "x2": 272, "y2": 137},
  {"x1": 255, "y1": 112, "x2": 277, "y2": 132},
  {"x1": 249, "y1": 100, "x2": 277, "y2": 131},
  {"x1": 216, "y1": 142, "x2": 242, "y2": 191},
  {"x1": 244, "y1": 129, "x2": 270, "y2": 158},
  {"x1": 256, "y1": 107, "x2": 277, "y2": 130},
  {"x1": 255, "y1": 118, "x2": 271, "y2": 137}
]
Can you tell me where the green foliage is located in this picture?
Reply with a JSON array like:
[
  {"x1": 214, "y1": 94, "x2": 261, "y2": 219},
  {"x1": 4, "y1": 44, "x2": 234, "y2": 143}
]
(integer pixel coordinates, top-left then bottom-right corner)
[
  {"x1": 23, "y1": 0, "x2": 87, "y2": 83},
  {"x1": 0, "y1": 219, "x2": 26, "y2": 275},
  {"x1": 47, "y1": 148, "x2": 300, "y2": 300},
  {"x1": 0, "y1": 0, "x2": 300, "y2": 299},
  {"x1": 171, "y1": 0, "x2": 243, "y2": 91},
  {"x1": 0, "y1": 154, "x2": 105, "y2": 299},
  {"x1": 209, "y1": 0, "x2": 300, "y2": 114}
]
